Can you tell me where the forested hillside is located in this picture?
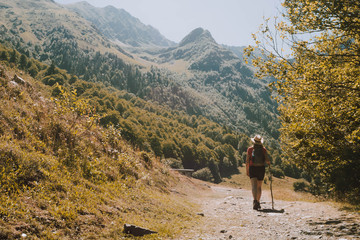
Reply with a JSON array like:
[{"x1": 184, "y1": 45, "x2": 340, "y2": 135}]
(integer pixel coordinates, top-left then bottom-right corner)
[
  {"x1": 0, "y1": 51, "x2": 201, "y2": 239},
  {"x1": 0, "y1": 0, "x2": 309, "y2": 191},
  {"x1": 0, "y1": 0, "x2": 280, "y2": 146},
  {"x1": 1, "y1": 42, "x2": 261, "y2": 179},
  {"x1": 0, "y1": 35, "x2": 287, "y2": 237},
  {"x1": 0, "y1": 39, "x2": 275, "y2": 237}
]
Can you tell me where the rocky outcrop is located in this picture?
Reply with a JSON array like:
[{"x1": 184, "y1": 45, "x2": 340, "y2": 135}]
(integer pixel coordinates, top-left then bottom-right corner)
[{"x1": 123, "y1": 224, "x2": 157, "y2": 236}]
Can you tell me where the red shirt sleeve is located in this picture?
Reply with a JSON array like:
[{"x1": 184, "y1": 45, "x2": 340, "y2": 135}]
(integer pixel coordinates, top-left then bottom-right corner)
[
  {"x1": 247, "y1": 147, "x2": 253, "y2": 166},
  {"x1": 247, "y1": 147, "x2": 253, "y2": 155}
]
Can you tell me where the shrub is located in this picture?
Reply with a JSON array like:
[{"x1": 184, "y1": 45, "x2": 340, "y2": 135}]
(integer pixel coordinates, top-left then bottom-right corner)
[
  {"x1": 300, "y1": 171, "x2": 312, "y2": 182},
  {"x1": 99, "y1": 111, "x2": 121, "y2": 127},
  {"x1": 42, "y1": 74, "x2": 65, "y2": 86},
  {"x1": 162, "y1": 140, "x2": 178, "y2": 159},
  {"x1": 270, "y1": 166, "x2": 285, "y2": 178},
  {"x1": 0, "y1": 147, "x2": 47, "y2": 193},
  {"x1": 140, "y1": 152, "x2": 152, "y2": 168},
  {"x1": 208, "y1": 158, "x2": 221, "y2": 183},
  {"x1": 192, "y1": 167, "x2": 212, "y2": 181},
  {"x1": 162, "y1": 158, "x2": 183, "y2": 169},
  {"x1": 293, "y1": 179, "x2": 309, "y2": 192}
]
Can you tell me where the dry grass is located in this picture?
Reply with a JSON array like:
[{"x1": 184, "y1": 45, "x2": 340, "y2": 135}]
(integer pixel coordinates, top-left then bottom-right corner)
[
  {"x1": 161, "y1": 60, "x2": 191, "y2": 74},
  {"x1": 0, "y1": 63, "x2": 202, "y2": 239}
]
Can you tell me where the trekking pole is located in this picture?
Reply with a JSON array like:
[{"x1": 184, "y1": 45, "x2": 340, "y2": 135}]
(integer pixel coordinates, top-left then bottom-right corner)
[
  {"x1": 269, "y1": 165, "x2": 274, "y2": 210},
  {"x1": 257, "y1": 165, "x2": 285, "y2": 213}
]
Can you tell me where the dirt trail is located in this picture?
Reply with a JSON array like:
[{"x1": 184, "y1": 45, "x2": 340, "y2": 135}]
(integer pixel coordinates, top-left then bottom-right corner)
[{"x1": 177, "y1": 185, "x2": 360, "y2": 240}]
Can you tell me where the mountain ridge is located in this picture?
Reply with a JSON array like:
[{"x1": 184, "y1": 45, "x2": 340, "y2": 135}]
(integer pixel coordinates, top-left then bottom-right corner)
[
  {"x1": 65, "y1": 1, "x2": 176, "y2": 48},
  {"x1": 179, "y1": 27, "x2": 216, "y2": 47},
  {"x1": 138, "y1": 25, "x2": 279, "y2": 140}
]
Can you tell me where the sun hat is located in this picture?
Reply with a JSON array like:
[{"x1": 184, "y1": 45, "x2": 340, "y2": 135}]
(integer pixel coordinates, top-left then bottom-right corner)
[{"x1": 251, "y1": 134, "x2": 263, "y2": 144}]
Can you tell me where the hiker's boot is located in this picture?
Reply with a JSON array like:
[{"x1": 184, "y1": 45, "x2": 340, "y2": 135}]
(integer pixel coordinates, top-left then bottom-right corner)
[
  {"x1": 253, "y1": 200, "x2": 259, "y2": 210},
  {"x1": 256, "y1": 201, "x2": 261, "y2": 210}
]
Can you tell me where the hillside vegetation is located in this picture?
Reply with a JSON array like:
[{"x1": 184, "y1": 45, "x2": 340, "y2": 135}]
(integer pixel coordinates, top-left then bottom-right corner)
[
  {"x1": 0, "y1": 43, "x2": 286, "y2": 237},
  {"x1": 0, "y1": 0, "x2": 280, "y2": 145},
  {"x1": 2, "y1": 43, "x2": 269, "y2": 180},
  {"x1": 0, "y1": 52, "x2": 209, "y2": 239},
  {"x1": 0, "y1": 0, "x2": 305, "y2": 203}
]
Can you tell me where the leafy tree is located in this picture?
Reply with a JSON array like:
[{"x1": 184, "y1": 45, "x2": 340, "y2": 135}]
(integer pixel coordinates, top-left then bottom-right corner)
[
  {"x1": 46, "y1": 61, "x2": 57, "y2": 76},
  {"x1": 150, "y1": 136, "x2": 162, "y2": 157},
  {"x1": 222, "y1": 144, "x2": 238, "y2": 170},
  {"x1": 19, "y1": 54, "x2": 27, "y2": 69},
  {"x1": 162, "y1": 140, "x2": 178, "y2": 159},
  {"x1": 69, "y1": 75, "x2": 78, "y2": 84},
  {"x1": 0, "y1": 50, "x2": 9, "y2": 61},
  {"x1": 42, "y1": 74, "x2": 65, "y2": 86},
  {"x1": 222, "y1": 133, "x2": 238, "y2": 149},
  {"x1": 27, "y1": 62, "x2": 39, "y2": 77},
  {"x1": 246, "y1": 0, "x2": 360, "y2": 202},
  {"x1": 99, "y1": 111, "x2": 121, "y2": 127},
  {"x1": 195, "y1": 143, "x2": 214, "y2": 169},
  {"x1": 208, "y1": 158, "x2": 222, "y2": 183},
  {"x1": 9, "y1": 49, "x2": 17, "y2": 63},
  {"x1": 181, "y1": 143, "x2": 196, "y2": 169}
]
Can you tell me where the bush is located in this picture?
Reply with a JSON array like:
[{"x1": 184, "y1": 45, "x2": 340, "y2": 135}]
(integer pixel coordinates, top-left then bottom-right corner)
[
  {"x1": 42, "y1": 74, "x2": 65, "y2": 86},
  {"x1": 192, "y1": 167, "x2": 212, "y2": 181},
  {"x1": 300, "y1": 171, "x2": 312, "y2": 182},
  {"x1": 0, "y1": 147, "x2": 47, "y2": 193},
  {"x1": 99, "y1": 111, "x2": 121, "y2": 127},
  {"x1": 270, "y1": 166, "x2": 285, "y2": 178},
  {"x1": 162, "y1": 158, "x2": 183, "y2": 169},
  {"x1": 293, "y1": 179, "x2": 309, "y2": 192},
  {"x1": 208, "y1": 158, "x2": 221, "y2": 183}
]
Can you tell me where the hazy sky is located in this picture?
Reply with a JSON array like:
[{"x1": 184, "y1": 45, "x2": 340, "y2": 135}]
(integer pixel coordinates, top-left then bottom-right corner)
[{"x1": 54, "y1": 0, "x2": 283, "y2": 47}]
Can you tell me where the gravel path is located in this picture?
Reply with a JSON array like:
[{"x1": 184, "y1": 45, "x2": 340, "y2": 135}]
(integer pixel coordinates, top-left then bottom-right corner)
[{"x1": 178, "y1": 186, "x2": 360, "y2": 240}]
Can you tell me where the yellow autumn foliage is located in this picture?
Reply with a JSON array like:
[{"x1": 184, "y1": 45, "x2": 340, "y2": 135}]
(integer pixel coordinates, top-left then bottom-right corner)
[{"x1": 246, "y1": 0, "x2": 360, "y2": 203}]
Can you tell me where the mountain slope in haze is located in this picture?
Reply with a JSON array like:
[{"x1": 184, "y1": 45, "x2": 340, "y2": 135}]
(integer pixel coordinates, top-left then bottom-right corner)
[
  {"x1": 159, "y1": 28, "x2": 238, "y2": 66},
  {"x1": 0, "y1": 0, "x2": 156, "y2": 97},
  {"x1": 0, "y1": 0, "x2": 131, "y2": 60},
  {"x1": 65, "y1": 1, "x2": 175, "y2": 48},
  {"x1": 0, "y1": 0, "x2": 206, "y2": 124},
  {"x1": 222, "y1": 44, "x2": 266, "y2": 70},
  {"x1": 0, "y1": 0, "x2": 279, "y2": 144},
  {"x1": 221, "y1": 45, "x2": 247, "y2": 61}
]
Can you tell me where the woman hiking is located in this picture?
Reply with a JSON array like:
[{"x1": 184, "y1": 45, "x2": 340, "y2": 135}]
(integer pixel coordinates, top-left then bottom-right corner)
[{"x1": 246, "y1": 135, "x2": 271, "y2": 210}]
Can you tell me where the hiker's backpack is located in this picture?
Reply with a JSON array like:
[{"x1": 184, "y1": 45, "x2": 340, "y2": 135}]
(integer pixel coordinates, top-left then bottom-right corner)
[{"x1": 252, "y1": 145, "x2": 265, "y2": 165}]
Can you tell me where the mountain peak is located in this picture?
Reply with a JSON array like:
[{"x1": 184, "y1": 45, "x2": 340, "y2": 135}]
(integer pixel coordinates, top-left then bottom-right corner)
[
  {"x1": 179, "y1": 27, "x2": 216, "y2": 47},
  {"x1": 65, "y1": 2, "x2": 175, "y2": 47},
  {"x1": 72, "y1": 1, "x2": 92, "y2": 7}
]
